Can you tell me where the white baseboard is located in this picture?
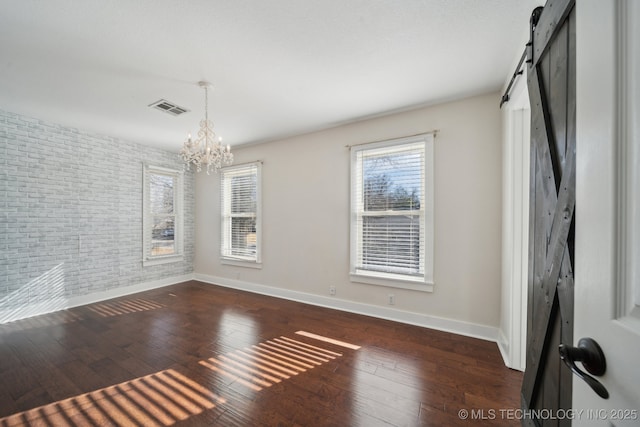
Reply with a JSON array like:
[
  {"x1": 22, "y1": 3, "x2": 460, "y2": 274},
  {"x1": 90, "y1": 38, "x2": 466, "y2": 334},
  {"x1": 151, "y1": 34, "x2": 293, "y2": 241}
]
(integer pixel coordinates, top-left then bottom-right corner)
[
  {"x1": 2, "y1": 272, "x2": 504, "y2": 351},
  {"x1": 0, "y1": 274, "x2": 192, "y2": 324},
  {"x1": 496, "y1": 329, "x2": 525, "y2": 372},
  {"x1": 497, "y1": 329, "x2": 511, "y2": 367},
  {"x1": 193, "y1": 273, "x2": 500, "y2": 343}
]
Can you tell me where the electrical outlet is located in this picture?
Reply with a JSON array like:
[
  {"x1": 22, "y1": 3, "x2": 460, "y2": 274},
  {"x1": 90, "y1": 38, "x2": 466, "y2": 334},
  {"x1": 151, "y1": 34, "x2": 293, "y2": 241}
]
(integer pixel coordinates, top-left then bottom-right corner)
[
  {"x1": 388, "y1": 294, "x2": 395, "y2": 305},
  {"x1": 329, "y1": 286, "x2": 336, "y2": 296}
]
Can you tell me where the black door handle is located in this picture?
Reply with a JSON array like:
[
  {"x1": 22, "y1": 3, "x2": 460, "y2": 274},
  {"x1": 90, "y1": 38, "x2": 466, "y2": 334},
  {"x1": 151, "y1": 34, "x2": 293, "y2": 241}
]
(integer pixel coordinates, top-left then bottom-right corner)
[{"x1": 559, "y1": 338, "x2": 609, "y2": 399}]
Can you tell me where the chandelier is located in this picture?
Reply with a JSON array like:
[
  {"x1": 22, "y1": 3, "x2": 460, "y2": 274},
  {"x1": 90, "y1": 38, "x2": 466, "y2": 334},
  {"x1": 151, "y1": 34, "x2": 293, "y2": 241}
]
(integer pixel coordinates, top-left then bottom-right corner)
[{"x1": 180, "y1": 81, "x2": 233, "y2": 174}]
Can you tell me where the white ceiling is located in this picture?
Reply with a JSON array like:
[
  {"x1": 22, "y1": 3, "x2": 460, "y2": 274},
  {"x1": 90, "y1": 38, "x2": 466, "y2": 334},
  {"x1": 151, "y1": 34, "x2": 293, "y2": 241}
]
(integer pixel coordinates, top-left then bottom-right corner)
[{"x1": 0, "y1": 1, "x2": 540, "y2": 152}]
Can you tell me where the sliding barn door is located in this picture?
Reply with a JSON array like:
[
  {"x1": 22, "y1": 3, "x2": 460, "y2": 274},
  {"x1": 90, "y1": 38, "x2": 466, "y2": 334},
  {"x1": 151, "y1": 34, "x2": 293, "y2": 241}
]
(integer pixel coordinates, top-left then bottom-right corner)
[{"x1": 521, "y1": 1, "x2": 576, "y2": 426}]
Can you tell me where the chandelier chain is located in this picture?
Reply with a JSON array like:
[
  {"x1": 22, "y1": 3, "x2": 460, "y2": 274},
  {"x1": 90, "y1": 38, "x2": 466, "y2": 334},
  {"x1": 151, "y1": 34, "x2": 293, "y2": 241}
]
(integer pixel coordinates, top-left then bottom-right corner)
[{"x1": 204, "y1": 85, "x2": 208, "y2": 123}]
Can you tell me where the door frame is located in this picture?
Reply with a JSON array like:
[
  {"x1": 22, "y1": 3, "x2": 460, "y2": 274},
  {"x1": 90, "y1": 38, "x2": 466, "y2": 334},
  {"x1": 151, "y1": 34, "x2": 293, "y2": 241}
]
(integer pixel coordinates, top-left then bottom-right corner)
[
  {"x1": 500, "y1": 68, "x2": 530, "y2": 371},
  {"x1": 574, "y1": 0, "x2": 640, "y2": 418}
]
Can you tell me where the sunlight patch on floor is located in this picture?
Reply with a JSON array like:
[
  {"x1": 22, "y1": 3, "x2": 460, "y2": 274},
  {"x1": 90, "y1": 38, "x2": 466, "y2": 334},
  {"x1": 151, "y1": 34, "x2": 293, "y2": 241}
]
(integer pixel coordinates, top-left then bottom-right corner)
[
  {"x1": 87, "y1": 298, "x2": 165, "y2": 317},
  {"x1": 0, "y1": 369, "x2": 225, "y2": 427},
  {"x1": 295, "y1": 330, "x2": 362, "y2": 350},
  {"x1": 0, "y1": 310, "x2": 82, "y2": 333},
  {"x1": 199, "y1": 331, "x2": 358, "y2": 393}
]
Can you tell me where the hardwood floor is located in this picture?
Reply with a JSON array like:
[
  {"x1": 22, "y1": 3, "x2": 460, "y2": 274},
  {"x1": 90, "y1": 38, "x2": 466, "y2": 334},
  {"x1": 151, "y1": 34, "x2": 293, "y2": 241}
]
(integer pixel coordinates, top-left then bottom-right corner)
[{"x1": 0, "y1": 281, "x2": 522, "y2": 426}]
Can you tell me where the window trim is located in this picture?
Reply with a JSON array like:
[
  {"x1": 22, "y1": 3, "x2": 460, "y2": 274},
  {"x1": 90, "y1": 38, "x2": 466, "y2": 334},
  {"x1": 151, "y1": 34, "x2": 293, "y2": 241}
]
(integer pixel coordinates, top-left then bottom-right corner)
[
  {"x1": 220, "y1": 162, "x2": 262, "y2": 267},
  {"x1": 142, "y1": 164, "x2": 184, "y2": 266},
  {"x1": 349, "y1": 133, "x2": 434, "y2": 291}
]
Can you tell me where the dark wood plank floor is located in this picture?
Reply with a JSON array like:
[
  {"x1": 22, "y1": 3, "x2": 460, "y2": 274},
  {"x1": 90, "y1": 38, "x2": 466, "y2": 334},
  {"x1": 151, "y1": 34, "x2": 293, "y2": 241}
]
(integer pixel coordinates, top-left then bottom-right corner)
[{"x1": 0, "y1": 281, "x2": 522, "y2": 426}]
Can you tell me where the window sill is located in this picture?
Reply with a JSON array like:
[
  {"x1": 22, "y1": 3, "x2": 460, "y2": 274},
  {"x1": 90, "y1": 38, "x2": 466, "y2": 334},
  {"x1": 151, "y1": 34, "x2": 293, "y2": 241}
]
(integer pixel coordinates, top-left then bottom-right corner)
[
  {"x1": 350, "y1": 272, "x2": 434, "y2": 292},
  {"x1": 221, "y1": 258, "x2": 263, "y2": 269},
  {"x1": 143, "y1": 254, "x2": 184, "y2": 267}
]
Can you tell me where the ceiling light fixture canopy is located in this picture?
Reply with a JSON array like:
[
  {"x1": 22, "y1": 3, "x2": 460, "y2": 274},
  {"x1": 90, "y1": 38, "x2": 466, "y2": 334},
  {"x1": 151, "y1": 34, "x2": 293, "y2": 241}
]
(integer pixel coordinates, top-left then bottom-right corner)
[{"x1": 180, "y1": 81, "x2": 233, "y2": 174}]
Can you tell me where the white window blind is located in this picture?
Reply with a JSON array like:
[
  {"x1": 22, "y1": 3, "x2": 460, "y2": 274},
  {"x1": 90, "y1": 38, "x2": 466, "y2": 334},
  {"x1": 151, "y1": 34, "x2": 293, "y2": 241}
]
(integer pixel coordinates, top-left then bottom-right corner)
[
  {"x1": 351, "y1": 134, "x2": 434, "y2": 287},
  {"x1": 221, "y1": 163, "x2": 261, "y2": 263}
]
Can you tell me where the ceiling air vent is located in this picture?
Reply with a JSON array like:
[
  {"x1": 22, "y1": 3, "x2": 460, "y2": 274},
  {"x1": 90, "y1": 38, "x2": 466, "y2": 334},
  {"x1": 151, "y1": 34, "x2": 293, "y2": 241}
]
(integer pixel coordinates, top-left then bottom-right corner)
[{"x1": 149, "y1": 99, "x2": 189, "y2": 116}]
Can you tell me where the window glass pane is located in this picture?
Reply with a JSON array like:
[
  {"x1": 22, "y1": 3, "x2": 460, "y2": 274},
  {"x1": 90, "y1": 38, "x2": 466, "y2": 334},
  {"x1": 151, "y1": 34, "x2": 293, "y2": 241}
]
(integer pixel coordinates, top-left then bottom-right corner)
[
  {"x1": 148, "y1": 171, "x2": 176, "y2": 257},
  {"x1": 231, "y1": 217, "x2": 257, "y2": 257},
  {"x1": 151, "y1": 215, "x2": 175, "y2": 256},
  {"x1": 231, "y1": 174, "x2": 256, "y2": 213},
  {"x1": 362, "y1": 147, "x2": 422, "y2": 211},
  {"x1": 150, "y1": 174, "x2": 174, "y2": 214}
]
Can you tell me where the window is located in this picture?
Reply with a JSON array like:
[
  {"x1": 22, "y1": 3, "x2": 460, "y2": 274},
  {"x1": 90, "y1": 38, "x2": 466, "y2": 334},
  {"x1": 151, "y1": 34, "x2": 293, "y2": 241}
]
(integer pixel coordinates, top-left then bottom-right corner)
[
  {"x1": 350, "y1": 134, "x2": 434, "y2": 290},
  {"x1": 221, "y1": 162, "x2": 262, "y2": 266},
  {"x1": 143, "y1": 165, "x2": 183, "y2": 266}
]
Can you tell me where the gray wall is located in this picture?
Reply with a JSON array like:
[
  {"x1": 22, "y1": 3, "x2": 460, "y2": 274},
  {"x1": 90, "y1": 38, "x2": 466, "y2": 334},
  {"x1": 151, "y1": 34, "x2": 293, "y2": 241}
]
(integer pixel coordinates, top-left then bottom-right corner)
[{"x1": 0, "y1": 109, "x2": 194, "y2": 316}]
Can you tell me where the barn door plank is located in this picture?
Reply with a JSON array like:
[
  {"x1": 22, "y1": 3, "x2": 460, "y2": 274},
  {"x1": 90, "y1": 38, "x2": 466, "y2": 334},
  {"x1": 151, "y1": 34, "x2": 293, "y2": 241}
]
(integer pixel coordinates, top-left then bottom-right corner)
[
  {"x1": 547, "y1": 19, "x2": 569, "y2": 181},
  {"x1": 556, "y1": 9, "x2": 576, "y2": 419},
  {"x1": 531, "y1": 0, "x2": 575, "y2": 67},
  {"x1": 522, "y1": 2, "x2": 576, "y2": 425},
  {"x1": 522, "y1": 63, "x2": 561, "y2": 400},
  {"x1": 523, "y1": 64, "x2": 576, "y2": 406}
]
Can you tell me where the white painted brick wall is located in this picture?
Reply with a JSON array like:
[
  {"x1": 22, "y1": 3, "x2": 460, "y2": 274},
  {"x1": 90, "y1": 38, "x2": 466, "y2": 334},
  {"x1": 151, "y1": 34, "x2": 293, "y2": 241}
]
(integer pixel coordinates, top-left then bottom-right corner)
[{"x1": 0, "y1": 109, "x2": 195, "y2": 310}]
